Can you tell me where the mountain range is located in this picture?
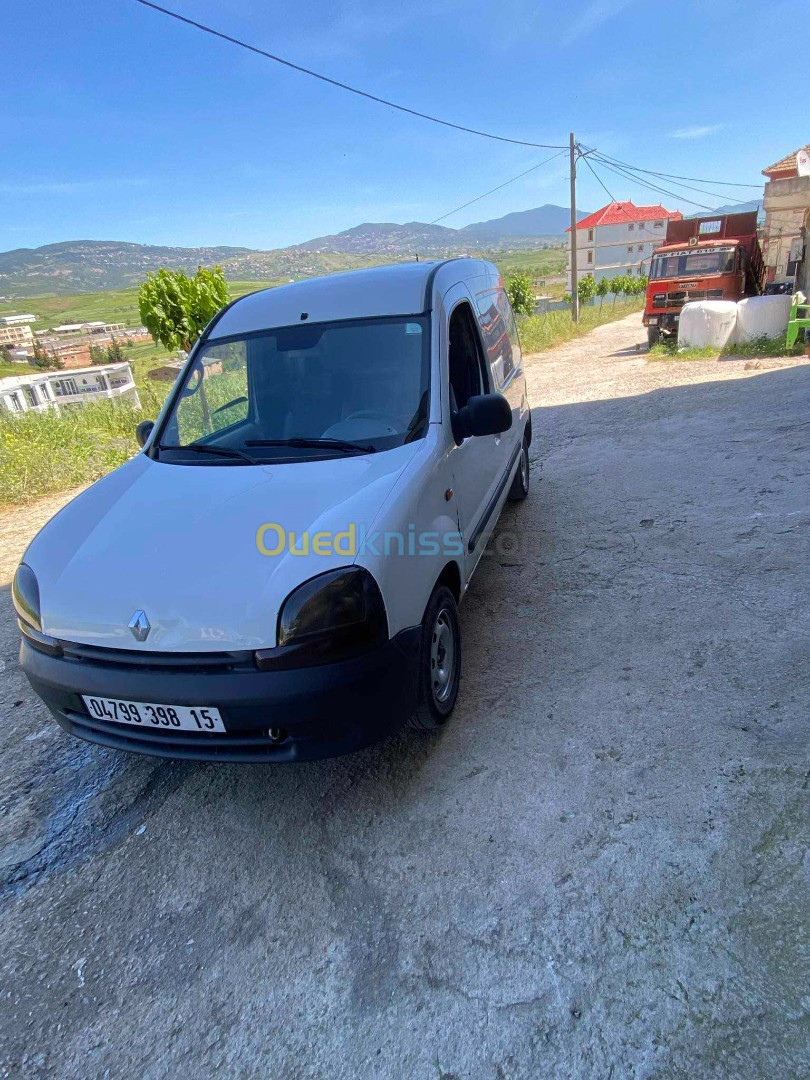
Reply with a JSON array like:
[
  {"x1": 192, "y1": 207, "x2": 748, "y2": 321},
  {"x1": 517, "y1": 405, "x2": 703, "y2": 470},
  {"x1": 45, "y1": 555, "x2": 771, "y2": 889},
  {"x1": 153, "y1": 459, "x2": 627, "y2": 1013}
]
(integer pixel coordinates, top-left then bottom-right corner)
[{"x1": 0, "y1": 204, "x2": 583, "y2": 295}]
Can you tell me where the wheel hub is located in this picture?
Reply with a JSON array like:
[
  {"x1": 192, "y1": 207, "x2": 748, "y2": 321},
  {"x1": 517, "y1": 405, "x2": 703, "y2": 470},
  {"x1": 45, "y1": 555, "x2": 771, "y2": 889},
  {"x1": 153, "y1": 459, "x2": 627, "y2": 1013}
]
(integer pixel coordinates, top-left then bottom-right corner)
[{"x1": 430, "y1": 608, "x2": 456, "y2": 704}]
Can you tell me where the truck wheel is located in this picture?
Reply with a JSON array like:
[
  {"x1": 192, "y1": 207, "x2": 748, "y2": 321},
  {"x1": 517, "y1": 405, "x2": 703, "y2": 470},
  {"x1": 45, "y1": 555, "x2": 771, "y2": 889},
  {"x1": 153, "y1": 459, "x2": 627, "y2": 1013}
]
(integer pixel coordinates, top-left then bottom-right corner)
[
  {"x1": 508, "y1": 440, "x2": 530, "y2": 502},
  {"x1": 647, "y1": 326, "x2": 661, "y2": 348},
  {"x1": 408, "y1": 585, "x2": 461, "y2": 732}
]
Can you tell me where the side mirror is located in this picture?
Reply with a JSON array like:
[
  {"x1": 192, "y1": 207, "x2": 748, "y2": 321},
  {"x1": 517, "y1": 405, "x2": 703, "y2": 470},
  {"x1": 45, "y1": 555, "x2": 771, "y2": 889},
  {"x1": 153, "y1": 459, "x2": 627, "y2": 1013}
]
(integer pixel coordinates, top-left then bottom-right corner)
[
  {"x1": 453, "y1": 394, "x2": 512, "y2": 442},
  {"x1": 136, "y1": 420, "x2": 155, "y2": 448}
]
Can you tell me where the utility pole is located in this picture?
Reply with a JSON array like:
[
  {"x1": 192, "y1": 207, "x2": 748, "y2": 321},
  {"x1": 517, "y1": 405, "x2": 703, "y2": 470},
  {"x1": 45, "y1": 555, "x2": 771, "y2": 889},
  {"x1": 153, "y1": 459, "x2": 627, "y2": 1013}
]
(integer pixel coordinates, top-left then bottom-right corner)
[{"x1": 569, "y1": 132, "x2": 579, "y2": 323}]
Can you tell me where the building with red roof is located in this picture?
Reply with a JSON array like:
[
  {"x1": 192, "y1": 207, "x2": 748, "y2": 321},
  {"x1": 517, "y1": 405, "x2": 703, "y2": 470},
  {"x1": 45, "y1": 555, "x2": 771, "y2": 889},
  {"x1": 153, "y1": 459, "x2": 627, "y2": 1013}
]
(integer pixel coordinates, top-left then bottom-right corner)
[{"x1": 566, "y1": 200, "x2": 682, "y2": 290}]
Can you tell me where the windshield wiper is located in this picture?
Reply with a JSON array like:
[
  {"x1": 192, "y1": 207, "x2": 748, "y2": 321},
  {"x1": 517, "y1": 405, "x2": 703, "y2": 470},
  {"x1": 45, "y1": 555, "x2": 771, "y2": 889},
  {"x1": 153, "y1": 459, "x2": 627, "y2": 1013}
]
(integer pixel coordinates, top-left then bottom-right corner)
[
  {"x1": 245, "y1": 437, "x2": 377, "y2": 455},
  {"x1": 158, "y1": 443, "x2": 259, "y2": 465}
]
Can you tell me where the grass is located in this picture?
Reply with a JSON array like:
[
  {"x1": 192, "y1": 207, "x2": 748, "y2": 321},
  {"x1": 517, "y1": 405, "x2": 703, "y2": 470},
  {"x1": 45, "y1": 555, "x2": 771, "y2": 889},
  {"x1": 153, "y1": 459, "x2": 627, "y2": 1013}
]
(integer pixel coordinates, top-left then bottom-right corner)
[
  {"x1": 518, "y1": 299, "x2": 643, "y2": 353},
  {"x1": 0, "y1": 385, "x2": 166, "y2": 506},
  {"x1": 648, "y1": 333, "x2": 804, "y2": 361}
]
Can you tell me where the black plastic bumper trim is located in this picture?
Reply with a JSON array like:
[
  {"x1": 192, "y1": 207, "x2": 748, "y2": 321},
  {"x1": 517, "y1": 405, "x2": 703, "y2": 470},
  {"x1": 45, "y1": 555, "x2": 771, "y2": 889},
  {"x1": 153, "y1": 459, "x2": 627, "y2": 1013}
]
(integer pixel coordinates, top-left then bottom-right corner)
[{"x1": 20, "y1": 627, "x2": 421, "y2": 763}]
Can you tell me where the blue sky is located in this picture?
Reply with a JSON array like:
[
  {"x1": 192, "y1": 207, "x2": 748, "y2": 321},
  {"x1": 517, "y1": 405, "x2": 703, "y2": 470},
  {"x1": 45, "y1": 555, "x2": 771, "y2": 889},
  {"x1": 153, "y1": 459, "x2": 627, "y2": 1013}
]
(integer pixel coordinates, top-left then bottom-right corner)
[{"x1": 2, "y1": 0, "x2": 805, "y2": 252}]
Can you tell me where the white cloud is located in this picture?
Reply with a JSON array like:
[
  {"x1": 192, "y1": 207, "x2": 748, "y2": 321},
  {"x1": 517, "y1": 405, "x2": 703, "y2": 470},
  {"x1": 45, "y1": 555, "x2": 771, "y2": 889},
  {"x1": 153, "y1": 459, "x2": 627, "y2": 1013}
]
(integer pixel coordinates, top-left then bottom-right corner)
[
  {"x1": 561, "y1": 0, "x2": 639, "y2": 44},
  {"x1": 669, "y1": 124, "x2": 723, "y2": 140}
]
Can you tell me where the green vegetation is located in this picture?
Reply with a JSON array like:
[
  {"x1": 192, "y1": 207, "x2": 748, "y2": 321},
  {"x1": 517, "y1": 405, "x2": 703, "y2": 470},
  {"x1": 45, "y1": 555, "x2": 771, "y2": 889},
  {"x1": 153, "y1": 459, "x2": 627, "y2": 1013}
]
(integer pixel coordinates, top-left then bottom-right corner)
[
  {"x1": 493, "y1": 247, "x2": 566, "y2": 281},
  {"x1": 505, "y1": 272, "x2": 535, "y2": 317},
  {"x1": 577, "y1": 273, "x2": 597, "y2": 306},
  {"x1": 0, "y1": 280, "x2": 270, "y2": 335},
  {"x1": 649, "y1": 333, "x2": 803, "y2": 362},
  {"x1": 517, "y1": 299, "x2": 643, "y2": 354},
  {"x1": 0, "y1": 387, "x2": 165, "y2": 506},
  {"x1": 139, "y1": 266, "x2": 229, "y2": 352}
]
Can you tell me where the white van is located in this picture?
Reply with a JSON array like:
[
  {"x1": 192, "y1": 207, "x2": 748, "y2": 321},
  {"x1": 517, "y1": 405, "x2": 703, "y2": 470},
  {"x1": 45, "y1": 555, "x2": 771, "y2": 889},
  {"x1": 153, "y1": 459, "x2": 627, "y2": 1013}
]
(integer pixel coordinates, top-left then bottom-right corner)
[{"x1": 15, "y1": 258, "x2": 531, "y2": 761}]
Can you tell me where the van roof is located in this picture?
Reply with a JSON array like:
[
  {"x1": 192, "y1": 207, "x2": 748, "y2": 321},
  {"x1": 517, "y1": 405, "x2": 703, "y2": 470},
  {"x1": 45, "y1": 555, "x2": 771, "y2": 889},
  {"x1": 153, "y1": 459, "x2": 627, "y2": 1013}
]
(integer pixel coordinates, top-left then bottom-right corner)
[{"x1": 207, "y1": 258, "x2": 492, "y2": 339}]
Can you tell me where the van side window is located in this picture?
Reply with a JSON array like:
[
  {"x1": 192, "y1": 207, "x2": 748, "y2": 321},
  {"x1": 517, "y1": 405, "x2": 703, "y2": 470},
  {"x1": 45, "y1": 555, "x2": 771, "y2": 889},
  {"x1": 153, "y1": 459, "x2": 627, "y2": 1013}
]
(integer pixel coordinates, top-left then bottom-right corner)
[
  {"x1": 499, "y1": 290, "x2": 521, "y2": 384},
  {"x1": 448, "y1": 302, "x2": 488, "y2": 411}
]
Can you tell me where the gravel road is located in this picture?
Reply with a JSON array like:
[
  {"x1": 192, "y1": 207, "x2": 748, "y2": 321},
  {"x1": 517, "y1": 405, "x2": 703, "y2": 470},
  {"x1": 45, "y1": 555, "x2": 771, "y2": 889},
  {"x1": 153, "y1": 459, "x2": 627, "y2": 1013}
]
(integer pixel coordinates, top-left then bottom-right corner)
[{"x1": 1, "y1": 314, "x2": 807, "y2": 1079}]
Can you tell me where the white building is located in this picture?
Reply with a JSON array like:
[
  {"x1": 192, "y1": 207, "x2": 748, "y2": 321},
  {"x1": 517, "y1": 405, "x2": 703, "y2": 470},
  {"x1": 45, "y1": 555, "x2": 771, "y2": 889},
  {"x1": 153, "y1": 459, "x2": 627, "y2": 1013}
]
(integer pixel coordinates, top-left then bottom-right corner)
[
  {"x1": 0, "y1": 324, "x2": 35, "y2": 350},
  {"x1": 0, "y1": 313, "x2": 37, "y2": 327},
  {"x1": 49, "y1": 321, "x2": 125, "y2": 336},
  {"x1": 567, "y1": 201, "x2": 682, "y2": 289},
  {"x1": 0, "y1": 362, "x2": 140, "y2": 415}
]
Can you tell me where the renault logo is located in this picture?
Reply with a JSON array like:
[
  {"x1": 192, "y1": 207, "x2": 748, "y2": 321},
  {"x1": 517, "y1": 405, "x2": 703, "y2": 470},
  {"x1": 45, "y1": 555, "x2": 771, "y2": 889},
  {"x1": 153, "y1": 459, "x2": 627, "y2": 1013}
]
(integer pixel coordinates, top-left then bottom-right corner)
[{"x1": 128, "y1": 610, "x2": 151, "y2": 642}]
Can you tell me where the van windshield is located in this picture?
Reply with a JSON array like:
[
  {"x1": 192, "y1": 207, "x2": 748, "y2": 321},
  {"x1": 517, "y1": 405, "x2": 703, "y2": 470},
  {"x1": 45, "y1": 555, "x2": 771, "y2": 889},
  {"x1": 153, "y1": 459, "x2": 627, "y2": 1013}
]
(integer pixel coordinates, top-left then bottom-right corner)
[{"x1": 156, "y1": 315, "x2": 430, "y2": 463}]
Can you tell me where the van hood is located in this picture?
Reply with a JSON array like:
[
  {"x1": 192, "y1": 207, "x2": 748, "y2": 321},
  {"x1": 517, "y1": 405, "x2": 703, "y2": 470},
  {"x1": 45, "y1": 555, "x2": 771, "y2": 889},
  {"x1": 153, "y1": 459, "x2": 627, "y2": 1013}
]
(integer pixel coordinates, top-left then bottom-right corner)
[{"x1": 24, "y1": 446, "x2": 419, "y2": 650}]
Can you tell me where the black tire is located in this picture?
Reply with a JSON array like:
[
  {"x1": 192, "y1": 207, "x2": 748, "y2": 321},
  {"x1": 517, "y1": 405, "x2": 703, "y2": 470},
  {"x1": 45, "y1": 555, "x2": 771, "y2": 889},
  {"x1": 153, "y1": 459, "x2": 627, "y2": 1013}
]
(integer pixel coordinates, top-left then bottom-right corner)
[
  {"x1": 508, "y1": 439, "x2": 530, "y2": 502},
  {"x1": 647, "y1": 326, "x2": 660, "y2": 348},
  {"x1": 408, "y1": 585, "x2": 461, "y2": 732}
]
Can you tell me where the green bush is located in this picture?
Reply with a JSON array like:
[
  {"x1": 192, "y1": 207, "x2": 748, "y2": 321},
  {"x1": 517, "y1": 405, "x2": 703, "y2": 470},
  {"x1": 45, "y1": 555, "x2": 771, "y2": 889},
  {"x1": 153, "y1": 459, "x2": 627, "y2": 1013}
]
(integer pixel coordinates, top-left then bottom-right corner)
[{"x1": 506, "y1": 272, "x2": 536, "y2": 317}]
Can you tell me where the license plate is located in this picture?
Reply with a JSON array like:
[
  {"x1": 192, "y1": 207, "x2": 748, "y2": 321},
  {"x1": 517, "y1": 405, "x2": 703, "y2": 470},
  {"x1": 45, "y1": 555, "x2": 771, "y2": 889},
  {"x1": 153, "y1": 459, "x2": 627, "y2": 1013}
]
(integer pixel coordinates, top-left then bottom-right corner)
[{"x1": 82, "y1": 695, "x2": 225, "y2": 733}]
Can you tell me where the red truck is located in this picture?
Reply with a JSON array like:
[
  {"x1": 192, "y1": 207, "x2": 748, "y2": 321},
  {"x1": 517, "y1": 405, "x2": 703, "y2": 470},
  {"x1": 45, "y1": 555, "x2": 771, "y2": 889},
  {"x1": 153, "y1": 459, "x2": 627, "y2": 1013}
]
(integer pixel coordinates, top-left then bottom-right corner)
[{"x1": 643, "y1": 211, "x2": 765, "y2": 345}]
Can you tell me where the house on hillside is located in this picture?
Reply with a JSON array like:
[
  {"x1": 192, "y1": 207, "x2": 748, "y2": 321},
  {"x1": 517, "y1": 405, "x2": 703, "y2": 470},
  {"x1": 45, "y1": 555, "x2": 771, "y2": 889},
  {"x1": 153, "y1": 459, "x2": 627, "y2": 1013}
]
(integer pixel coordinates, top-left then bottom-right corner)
[
  {"x1": 0, "y1": 323, "x2": 35, "y2": 351},
  {"x1": 566, "y1": 201, "x2": 682, "y2": 290},
  {"x1": 761, "y1": 145, "x2": 810, "y2": 291},
  {"x1": 0, "y1": 362, "x2": 140, "y2": 416}
]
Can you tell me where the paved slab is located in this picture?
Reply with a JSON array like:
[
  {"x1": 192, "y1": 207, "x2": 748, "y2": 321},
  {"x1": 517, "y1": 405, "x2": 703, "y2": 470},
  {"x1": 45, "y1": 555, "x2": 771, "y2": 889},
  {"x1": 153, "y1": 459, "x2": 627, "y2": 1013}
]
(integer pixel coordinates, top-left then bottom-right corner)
[{"x1": 1, "y1": 316, "x2": 807, "y2": 1078}]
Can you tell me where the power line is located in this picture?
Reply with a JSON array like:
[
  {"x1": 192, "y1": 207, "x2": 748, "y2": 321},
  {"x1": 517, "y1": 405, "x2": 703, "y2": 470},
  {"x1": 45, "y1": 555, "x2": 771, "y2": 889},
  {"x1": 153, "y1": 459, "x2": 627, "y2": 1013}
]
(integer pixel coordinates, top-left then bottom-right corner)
[
  {"x1": 134, "y1": 0, "x2": 567, "y2": 150},
  {"x1": 587, "y1": 148, "x2": 756, "y2": 205},
  {"x1": 589, "y1": 150, "x2": 762, "y2": 190},
  {"x1": 428, "y1": 149, "x2": 568, "y2": 225},
  {"x1": 590, "y1": 155, "x2": 719, "y2": 211}
]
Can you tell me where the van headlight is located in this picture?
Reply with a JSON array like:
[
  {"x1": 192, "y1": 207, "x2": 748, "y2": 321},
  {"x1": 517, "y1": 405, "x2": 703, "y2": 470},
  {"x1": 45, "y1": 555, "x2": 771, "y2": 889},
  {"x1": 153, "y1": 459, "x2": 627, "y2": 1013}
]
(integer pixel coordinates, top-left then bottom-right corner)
[
  {"x1": 255, "y1": 568, "x2": 388, "y2": 670},
  {"x1": 12, "y1": 563, "x2": 62, "y2": 656},
  {"x1": 12, "y1": 563, "x2": 42, "y2": 631}
]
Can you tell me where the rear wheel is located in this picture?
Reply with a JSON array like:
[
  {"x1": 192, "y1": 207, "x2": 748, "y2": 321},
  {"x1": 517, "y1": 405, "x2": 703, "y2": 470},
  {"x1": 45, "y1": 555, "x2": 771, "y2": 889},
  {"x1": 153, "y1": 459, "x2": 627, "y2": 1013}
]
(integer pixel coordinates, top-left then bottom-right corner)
[
  {"x1": 508, "y1": 439, "x2": 530, "y2": 502},
  {"x1": 408, "y1": 585, "x2": 461, "y2": 731},
  {"x1": 647, "y1": 326, "x2": 661, "y2": 348}
]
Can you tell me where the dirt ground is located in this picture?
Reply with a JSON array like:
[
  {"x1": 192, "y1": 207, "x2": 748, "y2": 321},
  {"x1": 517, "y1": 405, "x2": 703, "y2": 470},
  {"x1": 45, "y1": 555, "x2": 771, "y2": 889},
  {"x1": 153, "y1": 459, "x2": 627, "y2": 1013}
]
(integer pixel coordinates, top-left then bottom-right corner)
[{"x1": 0, "y1": 314, "x2": 807, "y2": 1078}]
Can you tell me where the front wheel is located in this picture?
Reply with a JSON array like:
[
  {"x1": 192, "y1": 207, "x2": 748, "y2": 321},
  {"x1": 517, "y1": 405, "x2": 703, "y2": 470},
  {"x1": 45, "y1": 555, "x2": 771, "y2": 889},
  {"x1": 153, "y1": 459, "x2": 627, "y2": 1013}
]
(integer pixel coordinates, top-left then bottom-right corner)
[
  {"x1": 408, "y1": 585, "x2": 461, "y2": 731},
  {"x1": 508, "y1": 440, "x2": 530, "y2": 502},
  {"x1": 647, "y1": 326, "x2": 661, "y2": 348}
]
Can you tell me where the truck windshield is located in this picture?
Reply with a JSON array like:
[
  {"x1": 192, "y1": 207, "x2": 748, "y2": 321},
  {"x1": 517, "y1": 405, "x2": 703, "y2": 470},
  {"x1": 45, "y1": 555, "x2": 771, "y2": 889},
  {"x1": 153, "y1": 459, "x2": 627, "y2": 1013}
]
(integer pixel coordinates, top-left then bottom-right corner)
[
  {"x1": 156, "y1": 315, "x2": 430, "y2": 463},
  {"x1": 650, "y1": 248, "x2": 737, "y2": 280}
]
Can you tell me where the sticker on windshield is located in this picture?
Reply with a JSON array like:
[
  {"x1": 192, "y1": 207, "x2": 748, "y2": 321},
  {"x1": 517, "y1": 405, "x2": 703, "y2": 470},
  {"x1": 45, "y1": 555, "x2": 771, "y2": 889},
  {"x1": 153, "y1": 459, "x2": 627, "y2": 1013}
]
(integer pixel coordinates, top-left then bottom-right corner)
[{"x1": 405, "y1": 323, "x2": 422, "y2": 335}]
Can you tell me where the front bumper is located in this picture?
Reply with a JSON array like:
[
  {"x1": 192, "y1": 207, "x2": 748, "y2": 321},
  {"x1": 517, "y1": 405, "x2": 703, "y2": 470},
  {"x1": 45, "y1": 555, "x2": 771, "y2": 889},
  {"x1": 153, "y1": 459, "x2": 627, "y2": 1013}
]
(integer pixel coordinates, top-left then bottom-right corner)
[
  {"x1": 20, "y1": 629, "x2": 421, "y2": 762},
  {"x1": 643, "y1": 312, "x2": 680, "y2": 332}
]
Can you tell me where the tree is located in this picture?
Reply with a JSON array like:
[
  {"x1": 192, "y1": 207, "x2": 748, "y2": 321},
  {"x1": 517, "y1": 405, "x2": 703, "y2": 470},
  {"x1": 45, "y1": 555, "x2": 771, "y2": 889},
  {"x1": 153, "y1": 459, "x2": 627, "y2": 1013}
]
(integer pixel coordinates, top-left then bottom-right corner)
[
  {"x1": 89, "y1": 344, "x2": 106, "y2": 365},
  {"x1": 138, "y1": 266, "x2": 230, "y2": 352},
  {"x1": 610, "y1": 275, "x2": 628, "y2": 302},
  {"x1": 106, "y1": 338, "x2": 124, "y2": 364},
  {"x1": 596, "y1": 277, "x2": 610, "y2": 308},
  {"x1": 506, "y1": 272, "x2": 536, "y2": 317},
  {"x1": 31, "y1": 342, "x2": 62, "y2": 370},
  {"x1": 0, "y1": 344, "x2": 10, "y2": 364},
  {"x1": 577, "y1": 273, "x2": 597, "y2": 307}
]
